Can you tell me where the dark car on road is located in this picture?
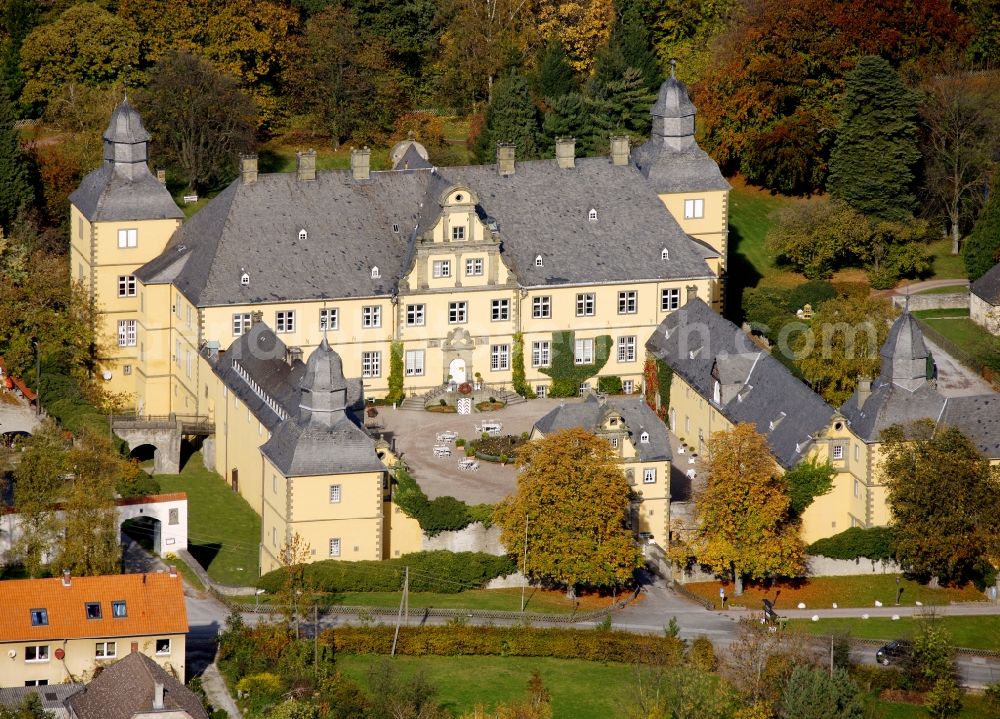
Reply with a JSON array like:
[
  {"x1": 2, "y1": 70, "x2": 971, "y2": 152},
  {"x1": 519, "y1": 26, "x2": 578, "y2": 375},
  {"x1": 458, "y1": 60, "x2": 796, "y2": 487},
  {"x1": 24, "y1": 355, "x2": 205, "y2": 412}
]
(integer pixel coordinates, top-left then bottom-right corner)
[{"x1": 876, "y1": 640, "x2": 913, "y2": 666}]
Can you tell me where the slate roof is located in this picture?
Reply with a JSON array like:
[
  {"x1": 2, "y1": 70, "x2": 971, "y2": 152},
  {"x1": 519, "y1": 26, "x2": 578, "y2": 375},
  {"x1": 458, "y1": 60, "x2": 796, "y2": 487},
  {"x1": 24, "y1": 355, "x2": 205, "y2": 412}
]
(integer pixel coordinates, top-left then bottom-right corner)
[
  {"x1": 632, "y1": 141, "x2": 731, "y2": 194},
  {"x1": 939, "y1": 395, "x2": 1000, "y2": 457},
  {"x1": 67, "y1": 652, "x2": 208, "y2": 719},
  {"x1": 645, "y1": 299, "x2": 836, "y2": 468},
  {"x1": 70, "y1": 163, "x2": 184, "y2": 223},
  {"x1": 971, "y1": 261, "x2": 1000, "y2": 304},
  {"x1": 104, "y1": 97, "x2": 150, "y2": 145},
  {"x1": 651, "y1": 76, "x2": 696, "y2": 119},
  {"x1": 136, "y1": 155, "x2": 715, "y2": 306},
  {"x1": 0, "y1": 684, "x2": 81, "y2": 718},
  {"x1": 881, "y1": 311, "x2": 928, "y2": 363},
  {"x1": 534, "y1": 394, "x2": 672, "y2": 462},
  {"x1": 0, "y1": 573, "x2": 186, "y2": 643},
  {"x1": 840, "y1": 381, "x2": 946, "y2": 443}
]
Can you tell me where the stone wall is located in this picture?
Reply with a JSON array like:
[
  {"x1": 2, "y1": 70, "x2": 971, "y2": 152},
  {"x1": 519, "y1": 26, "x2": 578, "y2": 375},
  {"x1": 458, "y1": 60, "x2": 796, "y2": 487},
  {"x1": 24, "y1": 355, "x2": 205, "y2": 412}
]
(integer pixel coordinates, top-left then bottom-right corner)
[
  {"x1": 892, "y1": 292, "x2": 968, "y2": 312},
  {"x1": 422, "y1": 522, "x2": 505, "y2": 555},
  {"x1": 672, "y1": 554, "x2": 902, "y2": 584},
  {"x1": 970, "y1": 293, "x2": 1000, "y2": 335}
]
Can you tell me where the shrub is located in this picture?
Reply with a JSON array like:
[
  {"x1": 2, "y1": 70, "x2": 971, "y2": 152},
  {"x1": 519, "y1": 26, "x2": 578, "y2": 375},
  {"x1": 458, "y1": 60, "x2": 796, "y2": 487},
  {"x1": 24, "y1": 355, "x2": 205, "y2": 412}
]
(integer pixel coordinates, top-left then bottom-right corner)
[
  {"x1": 849, "y1": 664, "x2": 908, "y2": 693},
  {"x1": 236, "y1": 672, "x2": 284, "y2": 700},
  {"x1": 439, "y1": 398, "x2": 447, "y2": 406},
  {"x1": 392, "y1": 467, "x2": 486, "y2": 535},
  {"x1": 807, "y1": 526, "x2": 895, "y2": 561},
  {"x1": 688, "y1": 636, "x2": 716, "y2": 671},
  {"x1": 257, "y1": 551, "x2": 515, "y2": 594},
  {"x1": 471, "y1": 434, "x2": 526, "y2": 461},
  {"x1": 597, "y1": 375, "x2": 623, "y2": 394},
  {"x1": 455, "y1": 438, "x2": 466, "y2": 447},
  {"x1": 787, "y1": 280, "x2": 836, "y2": 311}
]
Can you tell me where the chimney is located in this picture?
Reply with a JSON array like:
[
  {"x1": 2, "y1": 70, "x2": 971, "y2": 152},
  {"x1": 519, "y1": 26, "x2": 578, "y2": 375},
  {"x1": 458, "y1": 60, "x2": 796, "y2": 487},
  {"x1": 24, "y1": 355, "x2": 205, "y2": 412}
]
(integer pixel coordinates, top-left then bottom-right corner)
[
  {"x1": 250, "y1": 310, "x2": 264, "y2": 326},
  {"x1": 131, "y1": 641, "x2": 139, "y2": 654},
  {"x1": 240, "y1": 154, "x2": 258, "y2": 184},
  {"x1": 555, "y1": 138, "x2": 575, "y2": 169},
  {"x1": 610, "y1": 136, "x2": 630, "y2": 166},
  {"x1": 168, "y1": 565, "x2": 177, "y2": 578},
  {"x1": 686, "y1": 285, "x2": 698, "y2": 303},
  {"x1": 350, "y1": 147, "x2": 370, "y2": 181},
  {"x1": 156, "y1": 169, "x2": 166, "y2": 185},
  {"x1": 857, "y1": 377, "x2": 872, "y2": 408},
  {"x1": 153, "y1": 682, "x2": 165, "y2": 710},
  {"x1": 296, "y1": 149, "x2": 316, "y2": 181},
  {"x1": 61, "y1": 569, "x2": 71, "y2": 587},
  {"x1": 496, "y1": 143, "x2": 515, "y2": 177}
]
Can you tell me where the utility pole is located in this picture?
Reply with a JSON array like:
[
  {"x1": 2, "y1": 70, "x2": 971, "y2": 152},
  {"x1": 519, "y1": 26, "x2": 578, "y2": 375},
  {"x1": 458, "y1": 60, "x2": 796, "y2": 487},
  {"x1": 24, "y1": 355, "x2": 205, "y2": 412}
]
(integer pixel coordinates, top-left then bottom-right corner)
[
  {"x1": 33, "y1": 340, "x2": 40, "y2": 416},
  {"x1": 392, "y1": 566, "x2": 409, "y2": 657},
  {"x1": 314, "y1": 604, "x2": 319, "y2": 674},
  {"x1": 520, "y1": 514, "x2": 529, "y2": 612}
]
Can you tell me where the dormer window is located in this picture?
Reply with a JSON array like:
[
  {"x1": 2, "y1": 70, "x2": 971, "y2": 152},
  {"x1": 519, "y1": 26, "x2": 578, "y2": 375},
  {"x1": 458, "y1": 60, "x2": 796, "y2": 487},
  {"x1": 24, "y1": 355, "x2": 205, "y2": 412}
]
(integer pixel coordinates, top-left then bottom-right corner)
[
  {"x1": 30, "y1": 609, "x2": 48, "y2": 626},
  {"x1": 535, "y1": 255, "x2": 543, "y2": 267},
  {"x1": 639, "y1": 431, "x2": 649, "y2": 444},
  {"x1": 298, "y1": 229, "x2": 307, "y2": 241},
  {"x1": 588, "y1": 208, "x2": 598, "y2": 222},
  {"x1": 371, "y1": 266, "x2": 380, "y2": 279},
  {"x1": 455, "y1": 193, "x2": 464, "y2": 202},
  {"x1": 392, "y1": 223, "x2": 400, "y2": 233},
  {"x1": 240, "y1": 272, "x2": 250, "y2": 286},
  {"x1": 768, "y1": 412, "x2": 787, "y2": 431},
  {"x1": 661, "y1": 248, "x2": 669, "y2": 260},
  {"x1": 451, "y1": 226, "x2": 465, "y2": 241}
]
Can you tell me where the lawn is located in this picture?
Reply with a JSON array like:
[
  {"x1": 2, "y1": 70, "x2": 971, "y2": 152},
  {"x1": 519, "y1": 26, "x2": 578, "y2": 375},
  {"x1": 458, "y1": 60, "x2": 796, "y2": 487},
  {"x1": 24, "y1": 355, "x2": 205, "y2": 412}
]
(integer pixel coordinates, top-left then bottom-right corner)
[
  {"x1": 684, "y1": 575, "x2": 984, "y2": 610},
  {"x1": 915, "y1": 284, "x2": 969, "y2": 295},
  {"x1": 922, "y1": 316, "x2": 996, "y2": 350},
  {"x1": 873, "y1": 695, "x2": 996, "y2": 718},
  {"x1": 293, "y1": 587, "x2": 617, "y2": 614},
  {"x1": 334, "y1": 654, "x2": 633, "y2": 719},
  {"x1": 154, "y1": 452, "x2": 260, "y2": 586},
  {"x1": 913, "y1": 308, "x2": 973, "y2": 319},
  {"x1": 926, "y1": 239, "x2": 970, "y2": 280},
  {"x1": 789, "y1": 615, "x2": 1000, "y2": 651}
]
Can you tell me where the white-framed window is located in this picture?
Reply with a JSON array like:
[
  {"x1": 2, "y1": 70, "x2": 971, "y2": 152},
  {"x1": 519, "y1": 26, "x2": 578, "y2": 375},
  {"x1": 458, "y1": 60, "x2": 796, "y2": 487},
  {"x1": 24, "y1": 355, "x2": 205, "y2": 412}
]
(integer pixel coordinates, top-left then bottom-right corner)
[
  {"x1": 233, "y1": 313, "x2": 251, "y2": 336},
  {"x1": 618, "y1": 291, "x2": 637, "y2": 314},
  {"x1": 535, "y1": 385, "x2": 548, "y2": 399},
  {"x1": 275, "y1": 310, "x2": 295, "y2": 333},
  {"x1": 298, "y1": 228, "x2": 308, "y2": 241},
  {"x1": 174, "y1": 340, "x2": 181, "y2": 367},
  {"x1": 832, "y1": 445, "x2": 844, "y2": 460},
  {"x1": 392, "y1": 223, "x2": 400, "y2": 233},
  {"x1": 661, "y1": 248, "x2": 669, "y2": 260},
  {"x1": 643, "y1": 468, "x2": 656, "y2": 484},
  {"x1": 117, "y1": 228, "x2": 137, "y2": 248},
  {"x1": 491, "y1": 299, "x2": 510, "y2": 321},
  {"x1": 111, "y1": 601, "x2": 127, "y2": 618},
  {"x1": 451, "y1": 226, "x2": 465, "y2": 241},
  {"x1": 155, "y1": 638, "x2": 171, "y2": 655},
  {"x1": 532, "y1": 296, "x2": 551, "y2": 319},
  {"x1": 640, "y1": 431, "x2": 650, "y2": 443},
  {"x1": 588, "y1": 208, "x2": 598, "y2": 221},
  {"x1": 240, "y1": 272, "x2": 250, "y2": 286},
  {"x1": 432, "y1": 260, "x2": 451, "y2": 278},
  {"x1": 448, "y1": 301, "x2": 467, "y2": 324},
  {"x1": 661, "y1": 288, "x2": 681, "y2": 312},
  {"x1": 320, "y1": 308, "x2": 338, "y2": 331},
  {"x1": 362, "y1": 305, "x2": 381, "y2": 328},
  {"x1": 531, "y1": 341, "x2": 551, "y2": 368},
  {"x1": 490, "y1": 344, "x2": 510, "y2": 371},
  {"x1": 95, "y1": 642, "x2": 116, "y2": 659},
  {"x1": 117, "y1": 275, "x2": 136, "y2": 297},
  {"x1": 24, "y1": 680, "x2": 49, "y2": 687},
  {"x1": 683, "y1": 198, "x2": 705, "y2": 219},
  {"x1": 24, "y1": 645, "x2": 49, "y2": 663},
  {"x1": 575, "y1": 338, "x2": 594, "y2": 364},
  {"x1": 622, "y1": 379, "x2": 634, "y2": 394},
  {"x1": 853, "y1": 480, "x2": 861, "y2": 498},
  {"x1": 576, "y1": 293, "x2": 595, "y2": 317},
  {"x1": 465, "y1": 258, "x2": 484, "y2": 276},
  {"x1": 362, "y1": 351, "x2": 381, "y2": 378},
  {"x1": 186, "y1": 305, "x2": 192, "y2": 328},
  {"x1": 123, "y1": 364, "x2": 132, "y2": 375},
  {"x1": 854, "y1": 444, "x2": 860, "y2": 461},
  {"x1": 29, "y1": 609, "x2": 47, "y2": 626},
  {"x1": 186, "y1": 351, "x2": 193, "y2": 378},
  {"x1": 534, "y1": 255, "x2": 543, "y2": 267},
  {"x1": 329, "y1": 538, "x2": 341, "y2": 557},
  {"x1": 371, "y1": 266, "x2": 380, "y2": 279},
  {"x1": 578, "y1": 382, "x2": 589, "y2": 394},
  {"x1": 406, "y1": 304, "x2": 425, "y2": 326},
  {"x1": 117, "y1": 320, "x2": 136, "y2": 347},
  {"x1": 329, "y1": 484, "x2": 341, "y2": 503},
  {"x1": 617, "y1": 336, "x2": 636, "y2": 363},
  {"x1": 405, "y1": 349, "x2": 424, "y2": 376},
  {"x1": 610, "y1": 437, "x2": 619, "y2": 449}
]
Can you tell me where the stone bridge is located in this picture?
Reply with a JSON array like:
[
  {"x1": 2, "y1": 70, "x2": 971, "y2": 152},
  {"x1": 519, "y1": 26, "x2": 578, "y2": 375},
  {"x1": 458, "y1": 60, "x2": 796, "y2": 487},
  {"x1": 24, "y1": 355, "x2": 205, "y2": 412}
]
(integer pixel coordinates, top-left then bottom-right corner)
[{"x1": 111, "y1": 414, "x2": 214, "y2": 474}]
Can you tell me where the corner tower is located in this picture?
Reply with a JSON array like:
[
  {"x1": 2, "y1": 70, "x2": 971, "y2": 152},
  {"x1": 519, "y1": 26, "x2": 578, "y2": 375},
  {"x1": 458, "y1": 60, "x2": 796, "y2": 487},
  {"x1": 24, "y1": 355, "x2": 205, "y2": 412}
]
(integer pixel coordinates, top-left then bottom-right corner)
[{"x1": 69, "y1": 97, "x2": 183, "y2": 401}]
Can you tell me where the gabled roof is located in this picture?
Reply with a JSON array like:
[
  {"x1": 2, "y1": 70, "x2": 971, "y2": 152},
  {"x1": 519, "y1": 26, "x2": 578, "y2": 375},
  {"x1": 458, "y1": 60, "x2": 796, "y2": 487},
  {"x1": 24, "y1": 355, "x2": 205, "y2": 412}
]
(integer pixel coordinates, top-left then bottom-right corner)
[
  {"x1": 632, "y1": 141, "x2": 731, "y2": 194},
  {"x1": 839, "y1": 380, "x2": 945, "y2": 443},
  {"x1": 0, "y1": 573, "x2": 187, "y2": 643},
  {"x1": 0, "y1": 684, "x2": 82, "y2": 717},
  {"x1": 534, "y1": 394, "x2": 672, "y2": 462},
  {"x1": 68, "y1": 652, "x2": 208, "y2": 719},
  {"x1": 70, "y1": 164, "x2": 184, "y2": 223},
  {"x1": 646, "y1": 299, "x2": 836, "y2": 468},
  {"x1": 939, "y1": 395, "x2": 1000, "y2": 458},
  {"x1": 971, "y1": 261, "x2": 1000, "y2": 304},
  {"x1": 136, "y1": 157, "x2": 715, "y2": 307}
]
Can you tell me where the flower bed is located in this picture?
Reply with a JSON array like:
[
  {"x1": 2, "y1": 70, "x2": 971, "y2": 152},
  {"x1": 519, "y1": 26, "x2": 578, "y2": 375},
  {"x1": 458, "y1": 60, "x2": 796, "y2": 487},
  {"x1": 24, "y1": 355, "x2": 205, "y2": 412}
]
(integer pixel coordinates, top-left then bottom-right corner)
[
  {"x1": 475, "y1": 400, "x2": 506, "y2": 411},
  {"x1": 471, "y1": 434, "x2": 526, "y2": 463}
]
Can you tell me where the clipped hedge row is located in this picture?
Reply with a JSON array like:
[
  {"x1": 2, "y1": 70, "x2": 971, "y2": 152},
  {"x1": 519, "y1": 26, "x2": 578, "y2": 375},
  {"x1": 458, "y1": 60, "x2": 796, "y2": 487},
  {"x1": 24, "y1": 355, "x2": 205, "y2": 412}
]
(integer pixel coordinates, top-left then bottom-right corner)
[
  {"x1": 324, "y1": 625, "x2": 685, "y2": 665},
  {"x1": 808, "y1": 526, "x2": 895, "y2": 561},
  {"x1": 257, "y1": 550, "x2": 515, "y2": 594},
  {"x1": 393, "y1": 467, "x2": 493, "y2": 535}
]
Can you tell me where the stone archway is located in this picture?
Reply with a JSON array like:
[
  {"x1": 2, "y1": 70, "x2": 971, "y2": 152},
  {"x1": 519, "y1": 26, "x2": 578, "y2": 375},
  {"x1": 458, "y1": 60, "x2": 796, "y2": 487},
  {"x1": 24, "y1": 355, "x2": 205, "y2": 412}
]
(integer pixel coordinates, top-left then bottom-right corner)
[
  {"x1": 449, "y1": 358, "x2": 467, "y2": 384},
  {"x1": 442, "y1": 327, "x2": 475, "y2": 385}
]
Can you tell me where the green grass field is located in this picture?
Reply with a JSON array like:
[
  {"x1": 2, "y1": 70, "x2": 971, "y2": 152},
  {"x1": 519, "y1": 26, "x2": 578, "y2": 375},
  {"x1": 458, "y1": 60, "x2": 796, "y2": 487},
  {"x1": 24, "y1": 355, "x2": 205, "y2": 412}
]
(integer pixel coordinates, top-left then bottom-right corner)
[
  {"x1": 926, "y1": 239, "x2": 970, "y2": 280},
  {"x1": 922, "y1": 316, "x2": 996, "y2": 350},
  {"x1": 874, "y1": 696, "x2": 996, "y2": 719},
  {"x1": 334, "y1": 655, "x2": 633, "y2": 718},
  {"x1": 275, "y1": 587, "x2": 612, "y2": 614},
  {"x1": 913, "y1": 308, "x2": 972, "y2": 319},
  {"x1": 154, "y1": 452, "x2": 261, "y2": 585},
  {"x1": 915, "y1": 284, "x2": 969, "y2": 295},
  {"x1": 789, "y1": 615, "x2": 1000, "y2": 651},
  {"x1": 727, "y1": 185, "x2": 796, "y2": 279}
]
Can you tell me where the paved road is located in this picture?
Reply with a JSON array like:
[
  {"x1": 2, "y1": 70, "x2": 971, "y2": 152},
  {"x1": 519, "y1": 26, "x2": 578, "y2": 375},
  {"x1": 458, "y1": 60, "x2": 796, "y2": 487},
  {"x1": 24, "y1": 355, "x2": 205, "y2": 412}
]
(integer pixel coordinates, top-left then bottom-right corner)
[{"x1": 923, "y1": 336, "x2": 997, "y2": 397}]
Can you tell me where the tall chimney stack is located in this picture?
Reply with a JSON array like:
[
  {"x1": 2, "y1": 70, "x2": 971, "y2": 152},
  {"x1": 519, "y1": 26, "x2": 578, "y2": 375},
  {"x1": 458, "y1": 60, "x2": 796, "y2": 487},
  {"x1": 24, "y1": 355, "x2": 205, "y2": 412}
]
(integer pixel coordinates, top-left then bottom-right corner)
[
  {"x1": 296, "y1": 149, "x2": 317, "y2": 181},
  {"x1": 610, "y1": 136, "x2": 630, "y2": 166},
  {"x1": 61, "y1": 569, "x2": 71, "y2": 587},
  {"x1": 496, "y1": 143, "x2": 515, "y2": 177},
  {"x1": 555, "y1": 138, "x2": 575, "y2": 169},
  {"x1": 351, "y1": 147, "x2": 371, "y2": 180},
  {"x1": 240, "y1": 154, "x2": 258, "y2": 184},
  {"x1": 857, "y1": 377, "x2": 872, "y2": 408},
  {"x1": 153, "y1": 682, "x2": 165, "y2": 710}
]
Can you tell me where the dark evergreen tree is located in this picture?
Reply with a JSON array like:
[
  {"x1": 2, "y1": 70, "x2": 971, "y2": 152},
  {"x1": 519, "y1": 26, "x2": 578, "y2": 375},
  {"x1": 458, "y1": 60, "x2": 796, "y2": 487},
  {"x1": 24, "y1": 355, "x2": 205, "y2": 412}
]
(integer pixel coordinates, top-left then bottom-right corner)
[
  {"x1": 536, "y1": 39, "x2": 576, "y2": 101},
  {"x1": 586, "y1": 67, "x2": 655, "y2": 152},
  {"x1": 540, "y1": 92, "x2": 591, "y2": 155},
  {"x1": 964, "y1": 176, "x2": 1000, "y2": 280},
  {"x1": 593, "y1": 4, "x2": 661, "y2": 91},
  {"x1": 780, "y1": 666, "x2": 865, "y2": 719},
  {"x1": 828, "y1": 56, "x2": 921, "y2": 221},
  {"x1": 0, "y1": 0, "x2": 39, "y2": 108},
  {"x1": 474, "y1": 72, "x2": 540, "y2": 163},
  {"x1": 0, "y1": 94, "x2": 31, "y2": 233}
]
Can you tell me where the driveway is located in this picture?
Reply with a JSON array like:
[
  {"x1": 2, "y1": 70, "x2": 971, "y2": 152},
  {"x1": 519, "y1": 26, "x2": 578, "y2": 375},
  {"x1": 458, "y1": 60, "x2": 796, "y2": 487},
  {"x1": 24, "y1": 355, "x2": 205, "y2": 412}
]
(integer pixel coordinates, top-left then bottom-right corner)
[
  {"x1": 0, "y1": 395, "x2": 40, "y2": 437},
  {"x1": 924, "y1": 336, "x2": 997, "y2": 397},
  {"x1": 378, "y1": 398, "x2": 572, "y2": 504}
]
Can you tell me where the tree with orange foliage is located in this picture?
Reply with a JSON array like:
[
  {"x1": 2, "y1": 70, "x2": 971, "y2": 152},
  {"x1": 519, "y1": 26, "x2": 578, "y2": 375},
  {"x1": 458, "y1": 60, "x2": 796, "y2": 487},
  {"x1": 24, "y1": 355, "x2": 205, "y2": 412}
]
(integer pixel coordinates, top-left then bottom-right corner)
[
  {"x1": 683, "y1": 423, "x2": 804, "y2": 596},
  {"x1": 493, "y1": 427, "x2": 642, "y2": 593}
]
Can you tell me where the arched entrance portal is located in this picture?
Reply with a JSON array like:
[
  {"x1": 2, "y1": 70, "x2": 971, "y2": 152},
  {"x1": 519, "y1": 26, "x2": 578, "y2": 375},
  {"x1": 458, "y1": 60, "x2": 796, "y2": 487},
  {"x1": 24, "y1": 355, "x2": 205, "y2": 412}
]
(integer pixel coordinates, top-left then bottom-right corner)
[
  {"x1": 449, "y1": 358, "x2": 467, "y2": 384},
  {"x1": 129, "y1": 443, "x2": 157, "y2": 465},
  {"x1": 121, "y1": 515, "x2": 163, "y2": 556}
]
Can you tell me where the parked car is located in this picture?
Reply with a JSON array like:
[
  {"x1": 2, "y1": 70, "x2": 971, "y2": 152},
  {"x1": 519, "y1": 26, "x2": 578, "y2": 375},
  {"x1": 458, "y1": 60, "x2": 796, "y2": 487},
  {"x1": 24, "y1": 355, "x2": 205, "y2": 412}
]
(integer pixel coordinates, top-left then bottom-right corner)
[
  {"x1": 876, "y1": 640, "x2": 913, "y2": 666},
  {"x1": 637, "y1": 532, "x2": 655, "y2": 545}
]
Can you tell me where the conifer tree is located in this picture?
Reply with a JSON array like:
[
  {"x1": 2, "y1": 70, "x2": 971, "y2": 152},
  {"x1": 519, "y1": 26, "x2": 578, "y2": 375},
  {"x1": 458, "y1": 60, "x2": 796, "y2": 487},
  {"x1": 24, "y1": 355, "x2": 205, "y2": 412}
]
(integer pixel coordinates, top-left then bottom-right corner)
[
  {"x1": 963, "y1": 176, "x2": 1000, "y2": 280},
  {"x1": 536, "y1": 39, "x2": 576, "y2": 101},
  {"x1": 828, "y1": 56, "x2": 921, "y2": 221},
  {"x1": 540, "y1": 92, "x2": 591, "y2": 154},
  {"x1": 474, "y1": 72, "x2": 540, "y2": 163},
  {"x1": 587, "y1": 67, "x2": 655, "y2": 151},
  {"x1": 593, "y1": 4, "x2": 660, "y2": 91},
  {"x1": 0, "y1": 92, "x2": 32, "y2": 233}
]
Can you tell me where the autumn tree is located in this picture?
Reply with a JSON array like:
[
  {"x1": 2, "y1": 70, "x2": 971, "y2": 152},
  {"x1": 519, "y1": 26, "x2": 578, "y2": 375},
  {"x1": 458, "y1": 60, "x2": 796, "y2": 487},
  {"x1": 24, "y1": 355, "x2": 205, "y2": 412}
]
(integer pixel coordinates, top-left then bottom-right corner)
[
  {"x1": 625, "y1": 665, "x2": 737, "y2": 719},
  {"x1": 474, "y1": 73, "x2": 540, "y2": 163},
  {"x1": 493, "y1": 427, "x2": 642, "y2": 592},
  {"x1": 790, "y1": 294, "x2": 897, "y2": 405},
  {"x1": 880, "y1": 421, "x2": 1000, "y2": 585},
  {"x1": 629, "y1": 0, "x2": 734, "y2": 82},
  {"x1": 683, "y1": 423, "x2": 805, "y2": 595},
  {"x1": 535, "y1": 0, "x2": 615, "y2": 74},
  {"x1": 963, "y1": 172, "x2": 1000, "y2": 280},
  {"x1": 919, "y1": 70, "x2": 1000, "y2": 255},
  {"x1": 779, "y1": 666, "x2": 865, "y2": 719},
  {"x1": 11, "y1": 420, "x2": 69, "y2": 577},
  {"x1": 828, "y1": 56, "x2": 921, "y2": 221},
  {"x1": 139, "y1": 52, "x2": 255, "y2": 192},
  {"x1": 274, "y1": 532, "x2": 316, "y2": 632},
  {"x1": 767, "y1": 201, "x2": 872, "y2": 280}
]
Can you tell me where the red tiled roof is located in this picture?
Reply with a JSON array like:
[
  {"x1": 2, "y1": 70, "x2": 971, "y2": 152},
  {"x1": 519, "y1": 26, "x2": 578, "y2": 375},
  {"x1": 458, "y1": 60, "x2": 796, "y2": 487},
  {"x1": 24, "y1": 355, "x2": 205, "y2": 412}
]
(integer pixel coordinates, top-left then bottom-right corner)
[
  {"x1": 0, "y1": 357, "x2": 36, "y2": 401},
  {"x1": 0, "y1": 573, "x2": 187, "y2": 643}
]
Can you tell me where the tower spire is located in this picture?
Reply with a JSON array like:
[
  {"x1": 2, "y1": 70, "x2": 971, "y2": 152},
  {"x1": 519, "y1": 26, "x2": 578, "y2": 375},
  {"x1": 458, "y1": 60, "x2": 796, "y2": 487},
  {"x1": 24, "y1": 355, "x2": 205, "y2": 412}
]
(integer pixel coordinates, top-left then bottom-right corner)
[{"x1": 669, "y1": 58, "x2": 676, "y2": 79}]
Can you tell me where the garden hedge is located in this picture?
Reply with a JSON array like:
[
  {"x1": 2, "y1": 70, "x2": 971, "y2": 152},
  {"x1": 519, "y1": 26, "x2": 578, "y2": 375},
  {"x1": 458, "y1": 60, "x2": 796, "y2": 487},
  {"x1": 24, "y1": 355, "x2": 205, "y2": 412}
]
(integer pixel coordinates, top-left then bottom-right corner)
[
  {"x1": 393, "y1": 467, "x2": 493, "y2": 535},
  {"x1": 808, "y1": 526, "x2": 895, "y2": 561}
]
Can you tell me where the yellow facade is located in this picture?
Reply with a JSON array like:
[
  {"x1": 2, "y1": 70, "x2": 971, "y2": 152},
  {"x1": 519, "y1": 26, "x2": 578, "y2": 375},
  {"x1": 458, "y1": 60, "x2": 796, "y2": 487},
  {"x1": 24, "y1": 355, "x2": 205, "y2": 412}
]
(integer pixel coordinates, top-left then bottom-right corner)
[{"x1": 657, "y1": 189, "x2": 729, "y2": 270}]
